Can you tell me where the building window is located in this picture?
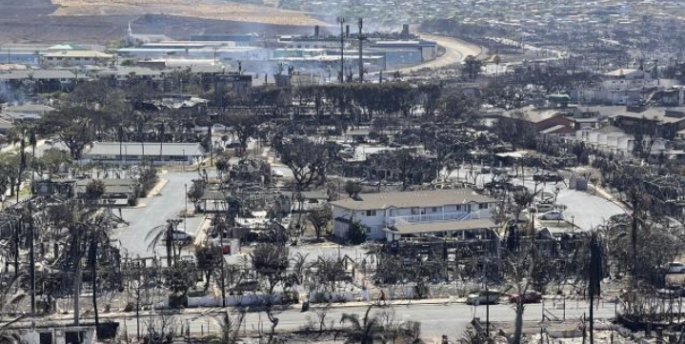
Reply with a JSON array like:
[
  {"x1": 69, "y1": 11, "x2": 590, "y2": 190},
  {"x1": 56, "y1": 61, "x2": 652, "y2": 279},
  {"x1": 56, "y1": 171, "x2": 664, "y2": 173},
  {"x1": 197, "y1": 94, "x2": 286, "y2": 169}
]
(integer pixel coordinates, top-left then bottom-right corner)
[
  {"x1": 479, "y1": 203, "x2": 489, "y2": 209},
  {"x1": 431, "y1": 207, "x2": 438, "y2": 213},
  {"x1": 365, "y1": 210, "x2": 376, "y2": 217}
]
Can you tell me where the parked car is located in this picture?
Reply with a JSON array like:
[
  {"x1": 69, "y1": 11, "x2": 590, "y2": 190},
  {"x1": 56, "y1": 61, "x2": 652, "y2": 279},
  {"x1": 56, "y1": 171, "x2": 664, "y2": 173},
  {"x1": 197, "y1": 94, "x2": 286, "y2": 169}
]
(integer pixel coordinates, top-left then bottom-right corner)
[
  {"x1": 164, "y1": 230, "x2": 193, "y2": 245},
  {"x1": 271, "y1": 169, "x2": 284, "y2": 178},
  {"x1": 509, "y1": 291, "x2": 542, "y2": 304},
  {"x1": 533, "y1": 172, "x2": 563, "y2": 183},
  {"x1": 665, "y1": 262, "x2": 685, "y2": 274},
  {"x1": 212, "y1": 124, "x2": 227, "y2": 132},
  {"x1": 538, "y1": 210, "x2": 564, "y2": 221},
  {"x1": 534, "y1": 203, "x2": 556, "y2": 214},
  {"x1": 508, "y1": 184, "x2": 527, "y2": 192},
  {"x1": 658, "y1": 285, "x2": 685, "y2": 298},
  {"x1": 228, "y1": 280, "x2": 259, "y2": 292},
  {"x1": 340, "y1": 147, "x2": 355, "y2": 157},
  {"x1": 466, "y1": 290, "x2": 500, "y2": 305}
]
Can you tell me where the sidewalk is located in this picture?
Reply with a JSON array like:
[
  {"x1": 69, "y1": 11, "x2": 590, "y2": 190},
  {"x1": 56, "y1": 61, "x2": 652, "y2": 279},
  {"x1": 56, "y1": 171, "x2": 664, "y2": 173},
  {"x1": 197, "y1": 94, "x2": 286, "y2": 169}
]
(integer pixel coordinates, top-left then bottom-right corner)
[
  {"x1": 146, "y1": 179, "x2": 168, "y2": 198},
  {"x1": 25, "y1": 296, "x2": 463, "y2": 324},
  {"x1": 588, "y1": 184, "x2": 630, "y2": 213}
]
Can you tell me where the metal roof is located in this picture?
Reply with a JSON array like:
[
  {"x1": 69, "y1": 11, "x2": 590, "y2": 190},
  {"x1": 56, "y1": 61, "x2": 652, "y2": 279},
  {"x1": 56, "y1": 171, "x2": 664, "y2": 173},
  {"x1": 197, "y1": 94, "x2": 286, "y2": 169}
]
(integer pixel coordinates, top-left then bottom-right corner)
[
  {"x1": 384, "y1": 218, "x2": 497, "y2": 234},
  {"x1": 0, "y1": 70, "x2": 81, "y2": 80},
  {"x1": 86, "y1": 142, "x2": 206, "y2": 157},
  {"x1": 330, "y1": 189, "x2": 496, "y2": 211}
]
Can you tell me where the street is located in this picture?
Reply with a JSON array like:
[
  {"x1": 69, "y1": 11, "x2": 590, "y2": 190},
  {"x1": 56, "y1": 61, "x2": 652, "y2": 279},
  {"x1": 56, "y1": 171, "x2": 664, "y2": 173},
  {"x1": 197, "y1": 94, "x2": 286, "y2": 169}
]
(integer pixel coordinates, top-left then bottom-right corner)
[
  {"x1": 114, "y1": 172, "x2": 204, "y2": 258},
  {"x1": 101, "y1": 300, "x2": 618, "y2": 339}
]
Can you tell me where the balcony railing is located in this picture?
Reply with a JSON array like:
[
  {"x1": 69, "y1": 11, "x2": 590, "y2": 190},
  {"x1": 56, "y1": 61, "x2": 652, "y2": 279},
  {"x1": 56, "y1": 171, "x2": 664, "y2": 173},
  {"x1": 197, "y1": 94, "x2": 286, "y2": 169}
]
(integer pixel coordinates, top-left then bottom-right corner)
[{"x1": 387, "y1": 211, "x2": 483, "y2": 227}]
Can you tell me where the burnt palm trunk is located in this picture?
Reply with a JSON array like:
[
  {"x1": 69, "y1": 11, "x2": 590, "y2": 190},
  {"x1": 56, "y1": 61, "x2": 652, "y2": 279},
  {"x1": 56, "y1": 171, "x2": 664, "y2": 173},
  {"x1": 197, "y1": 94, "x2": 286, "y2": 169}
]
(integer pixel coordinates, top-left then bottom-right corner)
[
  {"x1": 631, "y1": 197, "x2": 638, "y2": 283},
  {"x1": 29, "y1": 219, "x2": 35, "y2": 316},
  {"x1": 13, "y1": 223, "x2": 19, "y2": 277},
  {"x1": 119, "y1": 125, "x2": 124, "y2": 164},
  {"x1": 166, "y1": 225, "x2": 173, "y2": 267},
  {"x1": 30, "y1": 132, "x2": 36, "y2": 194},
  {"x1": 159, "y1": 123, "x2": 165, "y2": 163},
  {"x1": 513, "y1": 302, "x2": 524, "y2": 344},
  {"x1": 90, "y1": 238, "x2": 99, "y2": 340},
  {"x1": 72, "y1": 231, "x2": 82, "y2": 326},
  {"x1": 18, "y1": 139, "x2": 25, "y2": 202},
  {"x1": 589, "y1": 233, "x2": 602, "y2": 344}
]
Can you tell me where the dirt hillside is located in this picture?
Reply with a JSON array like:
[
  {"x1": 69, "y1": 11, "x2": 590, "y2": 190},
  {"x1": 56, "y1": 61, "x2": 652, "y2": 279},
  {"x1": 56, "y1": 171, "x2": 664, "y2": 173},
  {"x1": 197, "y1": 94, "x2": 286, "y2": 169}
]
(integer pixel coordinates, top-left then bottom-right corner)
[{"x1": 0, "y1": 0, "x2": 320, "y2": 43}]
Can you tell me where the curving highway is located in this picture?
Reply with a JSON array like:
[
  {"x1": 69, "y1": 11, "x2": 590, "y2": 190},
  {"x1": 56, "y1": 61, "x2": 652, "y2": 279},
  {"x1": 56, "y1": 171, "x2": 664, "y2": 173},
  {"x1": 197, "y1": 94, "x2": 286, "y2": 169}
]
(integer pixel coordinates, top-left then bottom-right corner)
[{"x1": 387, "y1": 31, "x2": 487, "y2": 75}]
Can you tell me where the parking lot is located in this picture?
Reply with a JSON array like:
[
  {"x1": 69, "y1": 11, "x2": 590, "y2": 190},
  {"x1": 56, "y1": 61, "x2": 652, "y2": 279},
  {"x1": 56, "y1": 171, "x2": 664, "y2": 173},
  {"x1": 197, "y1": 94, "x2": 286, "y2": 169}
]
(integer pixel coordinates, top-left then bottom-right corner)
[{"x1": 449, "y1": 167, "x2": 625, "y2": 231}]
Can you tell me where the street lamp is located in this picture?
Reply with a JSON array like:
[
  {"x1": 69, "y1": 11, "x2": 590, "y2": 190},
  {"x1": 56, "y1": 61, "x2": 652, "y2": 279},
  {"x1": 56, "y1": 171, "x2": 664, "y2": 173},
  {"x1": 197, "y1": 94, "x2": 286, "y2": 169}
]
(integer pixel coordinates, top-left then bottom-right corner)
[
  {"x1": 571, "y1": 215, "x2": 575, "y2": 233},
  {"x1": 184, "y1": 183, "x2": 188, "y2": 232}
]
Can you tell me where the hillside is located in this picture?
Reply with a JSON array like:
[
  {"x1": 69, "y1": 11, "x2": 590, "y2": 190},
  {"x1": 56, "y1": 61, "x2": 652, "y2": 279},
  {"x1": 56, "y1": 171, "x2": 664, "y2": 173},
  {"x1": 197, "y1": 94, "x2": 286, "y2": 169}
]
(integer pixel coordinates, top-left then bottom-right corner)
[{"x1": 0, "y1": 0, "x2": 320, "y2": 43}]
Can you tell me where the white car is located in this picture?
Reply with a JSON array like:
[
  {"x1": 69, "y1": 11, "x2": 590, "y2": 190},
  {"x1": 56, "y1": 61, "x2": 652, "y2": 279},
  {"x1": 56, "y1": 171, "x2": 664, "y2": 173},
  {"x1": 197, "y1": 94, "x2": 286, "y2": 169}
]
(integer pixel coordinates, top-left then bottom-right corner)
[
  {"x1": 538, "y1": 210, "x2": 564, "y2": 221},
  {"x1": 212, "y1": 124, "x2": 227, "y2": 132},
  {"x1": 665, "y1": 262, "x2": 685, "y2": 274},
  {"x1": 466, "y1": 291, "x2": 500, "y2": 305}
]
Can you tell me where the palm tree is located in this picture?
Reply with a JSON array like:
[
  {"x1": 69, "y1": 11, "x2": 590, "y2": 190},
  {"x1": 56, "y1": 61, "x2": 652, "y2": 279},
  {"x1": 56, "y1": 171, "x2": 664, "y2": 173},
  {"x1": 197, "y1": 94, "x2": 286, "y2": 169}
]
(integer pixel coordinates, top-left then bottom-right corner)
[
  {"x1": 7, "y1": 124, "x2": 29, "y2": 202},
  {"x1": 158, "y1": 121, "x2": 166, "y2": 163},
  {"x1": 135, "y1": 112, "x2": 148, "y2": 162},
  {"x1": 48, "y1": 200, "x2": 118, "y2": 338},
  {"x1": 338, "y1": 304, "x2": 385, "y2": 344},
  {"x1": 146, "y1": 219, "x2": 183, "y2": 268},
  {"x1": 0, "y1": 275, "x2": 27, "y2": 344}
]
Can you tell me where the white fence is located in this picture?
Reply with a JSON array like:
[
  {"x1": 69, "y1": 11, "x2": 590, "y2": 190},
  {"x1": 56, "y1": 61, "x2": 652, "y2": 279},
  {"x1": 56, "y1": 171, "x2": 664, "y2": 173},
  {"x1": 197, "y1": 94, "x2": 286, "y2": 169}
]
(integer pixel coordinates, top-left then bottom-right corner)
[{"x1": 171, "y1": 293, "x2": 284, "y2": 308}]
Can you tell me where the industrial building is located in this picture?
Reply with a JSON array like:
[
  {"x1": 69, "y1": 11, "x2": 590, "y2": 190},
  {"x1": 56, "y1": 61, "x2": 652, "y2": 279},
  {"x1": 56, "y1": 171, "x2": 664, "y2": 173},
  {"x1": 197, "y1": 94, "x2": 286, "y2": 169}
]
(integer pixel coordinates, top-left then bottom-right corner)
[{"x1": 83, "y1": 142, "x2": 207, "y2": 166}]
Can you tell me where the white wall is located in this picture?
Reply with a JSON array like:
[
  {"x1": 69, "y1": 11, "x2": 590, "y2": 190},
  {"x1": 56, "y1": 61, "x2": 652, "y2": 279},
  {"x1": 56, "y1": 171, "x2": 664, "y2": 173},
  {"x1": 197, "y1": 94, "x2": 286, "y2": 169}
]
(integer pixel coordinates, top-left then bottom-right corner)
[
  {"x1": 333, "y1": 201, "x2": 494, "y2": 241},
  {"x1": 19, "y1": 327, "x2": 95, "y2": 344},
  {"x1": 331, "y1": 205, "x2": 385, "y2": 240},
  {"x1": 187, "y1": 293, "x2": 282, "y2": 307}
]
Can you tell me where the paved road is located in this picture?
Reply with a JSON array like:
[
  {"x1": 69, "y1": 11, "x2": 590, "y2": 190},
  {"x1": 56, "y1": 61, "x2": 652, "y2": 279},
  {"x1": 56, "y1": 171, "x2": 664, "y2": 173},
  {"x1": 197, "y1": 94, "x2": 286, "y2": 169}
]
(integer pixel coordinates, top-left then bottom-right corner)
[
  {"x1": 107, "y1": 300, "x2": 617, "y2": 339},
  {"x1": 385, "y1": 32, "x2": 484, "y2": 75},
  {"x1": 114, "y1": 172, "x2": 204, "y2": 258}
]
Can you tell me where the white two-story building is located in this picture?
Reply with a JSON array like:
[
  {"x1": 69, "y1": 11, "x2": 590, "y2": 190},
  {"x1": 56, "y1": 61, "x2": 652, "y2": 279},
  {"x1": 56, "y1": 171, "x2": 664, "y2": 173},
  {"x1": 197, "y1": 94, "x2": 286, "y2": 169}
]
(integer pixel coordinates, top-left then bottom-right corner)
[{"x1": 330, "y1": 189, "x2": 498, "y2": 241}]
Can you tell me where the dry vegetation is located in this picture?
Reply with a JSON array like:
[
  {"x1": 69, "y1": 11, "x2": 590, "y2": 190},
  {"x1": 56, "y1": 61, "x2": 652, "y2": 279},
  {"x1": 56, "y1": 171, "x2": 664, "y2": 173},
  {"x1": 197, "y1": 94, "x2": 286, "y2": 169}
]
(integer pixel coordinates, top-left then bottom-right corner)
[{"x1": 51, "y1": 0, "x2": 324, "y2": 26}]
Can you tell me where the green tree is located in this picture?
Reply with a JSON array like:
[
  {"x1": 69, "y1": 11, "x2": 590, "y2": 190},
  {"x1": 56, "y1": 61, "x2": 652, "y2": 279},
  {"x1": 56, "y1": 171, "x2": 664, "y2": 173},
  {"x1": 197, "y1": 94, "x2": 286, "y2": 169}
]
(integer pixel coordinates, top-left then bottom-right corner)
[
  {"x1": 39, "y1": 148, "x2": 71, "y2": 176},
  {"x1": 307, "y1": 205, "x2": 332, "y2": 240},
  {"x1": 195, "y1": 246, "x2": 222, "y2": 291},
  {"x1": 462, "y1": 55, "x2": 482, "y2": 79},
  {"x1": 347, "y1": 221, "x2": 367, "y2": 245},
  {"x1": 84, "y1": 180, "x2": 106, "y2": 202},
  {"x1": 39, "y1": 108, "x2": 94, "y2": 159},
  {"x1": 221, "y1": 112, "x2": 261, "y2": 156},
  {"x1": 343, "y1": 181, "x2": 362, "y2": 198}
]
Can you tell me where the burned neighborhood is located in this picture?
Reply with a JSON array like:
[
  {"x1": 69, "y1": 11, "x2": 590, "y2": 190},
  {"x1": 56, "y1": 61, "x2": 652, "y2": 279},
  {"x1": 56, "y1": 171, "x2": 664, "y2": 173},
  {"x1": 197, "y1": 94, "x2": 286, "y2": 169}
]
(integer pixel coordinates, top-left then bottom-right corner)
[{"x1": 0, "y1": 1, "x2": 685, "y2": 344}]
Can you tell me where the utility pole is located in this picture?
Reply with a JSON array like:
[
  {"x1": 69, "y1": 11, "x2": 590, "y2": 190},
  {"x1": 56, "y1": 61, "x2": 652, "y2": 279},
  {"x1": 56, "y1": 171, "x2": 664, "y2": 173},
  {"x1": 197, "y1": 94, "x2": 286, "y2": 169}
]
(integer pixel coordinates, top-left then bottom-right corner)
[
  {"x1": 485, "y1": 260, "x2": 490, "y2": 337},
  {"x1": 338, "y1": 17, "x2": 346, "y2": 84},
  {"x1": 220, "y1": 215, "x2": 226, "y2": 307},
  {"x1": 358, "y1": 18, "x2": 365, "y2": 82},
  {"x1": 184, "y1": 183, "x2": 188, "y2": 232},
  {"x1": 28, "y1": 217, "x2": 35, "y2": 316}
]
